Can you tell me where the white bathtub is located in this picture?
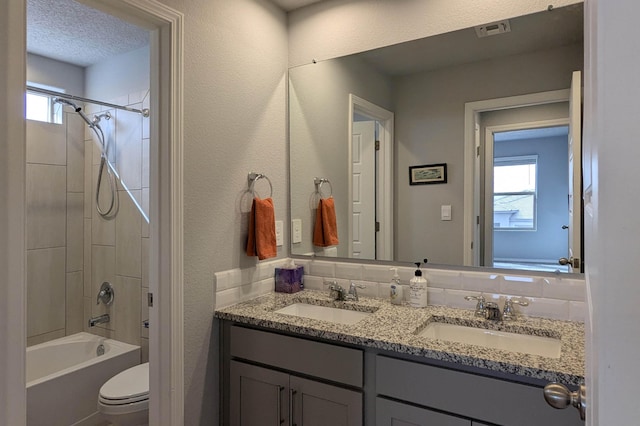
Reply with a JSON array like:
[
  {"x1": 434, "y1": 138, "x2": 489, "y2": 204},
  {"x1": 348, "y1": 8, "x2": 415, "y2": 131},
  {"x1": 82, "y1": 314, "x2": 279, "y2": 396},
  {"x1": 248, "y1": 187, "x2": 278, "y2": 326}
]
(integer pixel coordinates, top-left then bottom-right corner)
[{"x1": 27, "y1": 332, "x2": 140, "y2": 426}]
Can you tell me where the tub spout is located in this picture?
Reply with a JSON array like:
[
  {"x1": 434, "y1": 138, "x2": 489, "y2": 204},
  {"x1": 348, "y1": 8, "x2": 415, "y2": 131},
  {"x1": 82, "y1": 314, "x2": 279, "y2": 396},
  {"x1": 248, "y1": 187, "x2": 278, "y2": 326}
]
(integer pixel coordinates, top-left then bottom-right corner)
[{"x1": 88, "y1": 314, "x2": 110, "y2": 327}]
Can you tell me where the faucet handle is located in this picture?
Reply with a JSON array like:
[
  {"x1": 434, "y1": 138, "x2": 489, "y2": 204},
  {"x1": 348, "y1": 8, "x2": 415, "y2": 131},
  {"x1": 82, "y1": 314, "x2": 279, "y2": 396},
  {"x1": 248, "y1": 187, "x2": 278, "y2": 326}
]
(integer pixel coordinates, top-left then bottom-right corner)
[
  {"x1": 96, "y1": 282, "x2": 114, "y2": 306},
  {"x1": 465, "y1": 294, "x2": 487, "y2": 318},
  {"x1": 502, "y1": 297, "x2": 530, "y2": 320},
  {"x1": 349, "y1": 282, "x2": 366, "y2": 291}
]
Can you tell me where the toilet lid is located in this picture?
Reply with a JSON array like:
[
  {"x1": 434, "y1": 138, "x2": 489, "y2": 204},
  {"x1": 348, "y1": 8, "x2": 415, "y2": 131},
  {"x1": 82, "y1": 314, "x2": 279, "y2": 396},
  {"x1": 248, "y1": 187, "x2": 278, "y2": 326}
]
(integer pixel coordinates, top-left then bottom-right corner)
[{"x1": 100, "y1": 363, "x2": 149, "y2": 401}]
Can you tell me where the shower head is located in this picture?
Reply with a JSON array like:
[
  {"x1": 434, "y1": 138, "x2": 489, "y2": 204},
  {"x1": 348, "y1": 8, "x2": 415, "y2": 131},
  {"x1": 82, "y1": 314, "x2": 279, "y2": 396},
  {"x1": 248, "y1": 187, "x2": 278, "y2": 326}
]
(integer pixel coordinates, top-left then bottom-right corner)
[
  {"x1": 53, "y1": 97, "x2": 93, "y2": 127},
  {"x1": 53, "y1": 97, "x2": 81, "y2": 112}
]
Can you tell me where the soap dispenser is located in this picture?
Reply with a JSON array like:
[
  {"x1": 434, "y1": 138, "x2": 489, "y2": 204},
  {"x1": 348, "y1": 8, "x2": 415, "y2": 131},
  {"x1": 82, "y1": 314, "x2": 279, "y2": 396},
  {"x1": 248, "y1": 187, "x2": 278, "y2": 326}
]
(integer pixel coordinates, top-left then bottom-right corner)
[
  {"x1": 389, "y1": 267, "x2": 403, "y2": 305},
  {"x1": 409, "y1": 260, "x2": 428, "y2": 308}
]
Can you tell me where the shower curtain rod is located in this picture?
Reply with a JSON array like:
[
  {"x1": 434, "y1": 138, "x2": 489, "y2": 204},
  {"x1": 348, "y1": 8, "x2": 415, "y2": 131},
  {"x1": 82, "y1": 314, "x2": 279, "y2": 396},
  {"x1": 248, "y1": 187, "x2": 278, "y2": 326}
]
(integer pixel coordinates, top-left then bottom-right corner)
[{"x1": 26, "y1": 85, "x2": 150, "y2": 117}]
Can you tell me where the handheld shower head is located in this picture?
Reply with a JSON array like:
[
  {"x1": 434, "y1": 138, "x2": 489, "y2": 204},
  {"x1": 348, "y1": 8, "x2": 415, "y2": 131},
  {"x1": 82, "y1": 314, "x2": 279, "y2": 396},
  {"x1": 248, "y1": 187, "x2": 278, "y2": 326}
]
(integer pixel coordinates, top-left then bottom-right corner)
[
  {"x1": 53, "y1": 97, "x2": 81, "y2": 112},
  {"x1": 53, "y1": 97, "x2": 93, "y2": 127}
]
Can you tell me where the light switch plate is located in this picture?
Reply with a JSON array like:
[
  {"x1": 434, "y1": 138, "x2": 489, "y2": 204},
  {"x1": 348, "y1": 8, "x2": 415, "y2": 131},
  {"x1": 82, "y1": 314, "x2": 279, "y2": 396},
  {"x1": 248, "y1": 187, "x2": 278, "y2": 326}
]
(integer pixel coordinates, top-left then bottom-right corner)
[
  {"x1": 441, "y1": 205, "x2": 452, "y2": 221},
  {"x1": 275, "y1": 220, "x2": 283, "y2": 246},
  {"x1": 292, "y1": 219, "x2": 302, "y2": 243}
]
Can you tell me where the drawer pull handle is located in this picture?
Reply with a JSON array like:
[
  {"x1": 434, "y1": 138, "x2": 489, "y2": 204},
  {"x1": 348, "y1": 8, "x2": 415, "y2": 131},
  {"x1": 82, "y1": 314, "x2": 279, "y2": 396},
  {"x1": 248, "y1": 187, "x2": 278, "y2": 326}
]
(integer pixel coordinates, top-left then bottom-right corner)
[
  {"x1": 290, "y1": 389, "x2": 297, "y2": 426},
  {"x1": 277, "y1": 385, "x2": 284, "y2": 424}
]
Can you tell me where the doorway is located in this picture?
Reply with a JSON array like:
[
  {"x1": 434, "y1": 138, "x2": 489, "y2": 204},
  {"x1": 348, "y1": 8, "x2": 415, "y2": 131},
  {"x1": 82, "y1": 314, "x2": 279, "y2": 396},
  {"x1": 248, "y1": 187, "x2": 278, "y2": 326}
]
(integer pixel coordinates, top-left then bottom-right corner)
[
  {"x1": 484, "y1": 124, "x2": 571, "y2": 273},
  {"x1": 463, "y1": 87, "x2": 583, "y2": 270},
  {"x1": 348, "y1": 94, "x2": 394, "y2": 261},
  {"x1": 1, "y1": 1, "x2": 184, "y2": 425}
]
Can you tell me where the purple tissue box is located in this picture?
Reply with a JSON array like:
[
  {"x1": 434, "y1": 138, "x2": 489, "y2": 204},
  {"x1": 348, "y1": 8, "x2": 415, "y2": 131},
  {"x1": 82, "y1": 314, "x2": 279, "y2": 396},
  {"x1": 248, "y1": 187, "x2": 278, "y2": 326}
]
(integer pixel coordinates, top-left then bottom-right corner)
[{"x1": 275, "y1": 266, "x2": 304, "y2": 293}]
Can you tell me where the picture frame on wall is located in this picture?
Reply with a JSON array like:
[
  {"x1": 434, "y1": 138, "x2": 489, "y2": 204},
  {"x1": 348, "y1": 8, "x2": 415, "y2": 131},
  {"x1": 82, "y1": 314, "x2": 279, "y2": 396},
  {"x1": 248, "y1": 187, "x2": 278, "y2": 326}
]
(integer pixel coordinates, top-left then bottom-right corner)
[{"x1": 409, "y1": 163, "x2": 447, "y2": 185}]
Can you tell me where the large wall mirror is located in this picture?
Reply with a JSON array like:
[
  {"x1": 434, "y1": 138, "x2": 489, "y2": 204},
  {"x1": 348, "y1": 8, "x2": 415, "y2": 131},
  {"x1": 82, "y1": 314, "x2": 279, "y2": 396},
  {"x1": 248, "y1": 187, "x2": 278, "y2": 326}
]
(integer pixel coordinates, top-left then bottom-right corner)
[{"x1": 289, "y1": 4, "x2": 584, "y2": 274}]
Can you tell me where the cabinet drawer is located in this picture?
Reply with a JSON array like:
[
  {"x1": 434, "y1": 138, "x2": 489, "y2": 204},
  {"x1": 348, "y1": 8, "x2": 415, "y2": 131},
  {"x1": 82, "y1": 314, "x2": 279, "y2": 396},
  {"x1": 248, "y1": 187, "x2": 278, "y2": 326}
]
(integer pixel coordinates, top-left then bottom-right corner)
[
  {"x1": 230, "y1": 325, "x2": 363, "y2": 387},
  {"x1": 376, "y1": 356, "x2": 582, "y2": 426},
  {"x1": 376, "y1": 397, "x2": 470, "y2": 426}
]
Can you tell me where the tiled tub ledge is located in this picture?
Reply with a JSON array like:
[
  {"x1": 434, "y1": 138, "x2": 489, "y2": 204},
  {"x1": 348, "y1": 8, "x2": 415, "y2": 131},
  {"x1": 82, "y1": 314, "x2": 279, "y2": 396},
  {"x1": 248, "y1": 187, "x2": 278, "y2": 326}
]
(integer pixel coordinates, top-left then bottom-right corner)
[{"x1": 215, "y1": 290, "x2": 585, "y2": 386}]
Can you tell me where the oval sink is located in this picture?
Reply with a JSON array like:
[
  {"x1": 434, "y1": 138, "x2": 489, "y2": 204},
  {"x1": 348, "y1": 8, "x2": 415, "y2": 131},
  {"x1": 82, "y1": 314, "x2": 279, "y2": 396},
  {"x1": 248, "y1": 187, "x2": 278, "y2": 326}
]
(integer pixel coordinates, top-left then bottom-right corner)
[
  {"x1": 274, "y1": 303, "x2": 372, "y2": 325},
  {"x1": 418, "y1": 322, "x2": 561, "y2": 358}
]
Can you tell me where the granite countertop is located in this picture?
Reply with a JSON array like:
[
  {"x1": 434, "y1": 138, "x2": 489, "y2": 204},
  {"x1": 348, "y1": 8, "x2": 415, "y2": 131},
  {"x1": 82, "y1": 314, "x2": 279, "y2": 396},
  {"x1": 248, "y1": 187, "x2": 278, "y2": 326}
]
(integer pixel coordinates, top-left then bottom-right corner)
[{"x1": 215, "y1": 290, "x2": 584, "y2": 386}]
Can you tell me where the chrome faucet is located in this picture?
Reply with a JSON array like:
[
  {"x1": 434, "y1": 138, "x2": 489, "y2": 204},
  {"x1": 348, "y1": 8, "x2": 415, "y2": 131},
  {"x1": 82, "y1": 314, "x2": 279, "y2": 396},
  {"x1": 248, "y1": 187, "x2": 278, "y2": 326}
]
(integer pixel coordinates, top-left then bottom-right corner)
[
  {"x1": 502, "y1": 297, "x2": 529, "y2": 321},
  {"x1": 465, "y1": 294, "x2": 487, "y2": 318},
  {"x1": 327, "y1": 281, "x2": 366, "y2": 301},
  {"x1": 327, "y1": 281, "x2": 346, "y2": 301},
  {"x1": 484, "y1": 302, "x2": 502, "y2": 321},
  {"x1": 347, "y1": 282, "x2": 366, "y2": 301},
  {"x1": 88, "y1": 313, "x2": 110, "y2": 327}
]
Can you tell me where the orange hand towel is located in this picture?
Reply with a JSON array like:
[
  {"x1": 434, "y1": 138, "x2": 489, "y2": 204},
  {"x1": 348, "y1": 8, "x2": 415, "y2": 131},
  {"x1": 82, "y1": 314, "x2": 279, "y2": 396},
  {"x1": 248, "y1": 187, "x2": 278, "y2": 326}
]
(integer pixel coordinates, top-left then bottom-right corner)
[
  {"x1": 246, "y1": 197, "x2": 277, "y2": 260},
  {"x1": 313, "y1": 197, "x2": 339, "y2": 247}
]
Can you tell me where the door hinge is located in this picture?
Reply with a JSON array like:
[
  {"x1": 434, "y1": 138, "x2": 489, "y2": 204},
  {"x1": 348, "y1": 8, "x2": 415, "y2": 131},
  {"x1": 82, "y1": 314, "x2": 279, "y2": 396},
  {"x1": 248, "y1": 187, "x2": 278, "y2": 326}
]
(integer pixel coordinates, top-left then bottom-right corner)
[
  {"x1": 147, "y1": 292, "x2": 153, "y2": 307},
  {"x1": 476, "y1": 146, "x2": 480, "y2": 157},
  {"x1": 476, "y1": 215, "x2": 480, "y2": 225},
  {"x1": 375, "y1": 222, "x2": 380, "y2": 232},
  {"x1": 471, "y1": 241, "x2": 474, "y2": 249},
  {"x1": 375, "y1": 140, "x2": 380, "y2": 151}
]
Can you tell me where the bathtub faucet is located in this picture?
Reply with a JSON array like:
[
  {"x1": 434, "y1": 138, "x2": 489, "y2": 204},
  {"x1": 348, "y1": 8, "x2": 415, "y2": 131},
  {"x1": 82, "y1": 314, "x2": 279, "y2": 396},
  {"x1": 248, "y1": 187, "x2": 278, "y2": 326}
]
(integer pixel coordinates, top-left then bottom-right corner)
[{"x1": 88, "y1": 314, "x2": 110, "y2": 327}]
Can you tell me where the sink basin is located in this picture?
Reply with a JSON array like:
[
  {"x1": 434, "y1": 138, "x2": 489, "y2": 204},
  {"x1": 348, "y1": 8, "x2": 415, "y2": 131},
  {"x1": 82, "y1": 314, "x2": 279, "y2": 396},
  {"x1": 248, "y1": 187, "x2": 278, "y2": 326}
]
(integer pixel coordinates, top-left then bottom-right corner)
[
  {"x1": 418, "y1": 322, "x2": 561, "y2": 358},
  {"x1": 274, "y1": 303, "x2": 372, "y2": 325}
]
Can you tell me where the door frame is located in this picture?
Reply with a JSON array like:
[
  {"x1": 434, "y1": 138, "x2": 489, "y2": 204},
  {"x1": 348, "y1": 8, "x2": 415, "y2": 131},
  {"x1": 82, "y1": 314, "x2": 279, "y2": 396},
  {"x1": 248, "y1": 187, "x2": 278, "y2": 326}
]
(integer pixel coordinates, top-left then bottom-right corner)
[
  {"x1": 0, "y1": 1, "x2": 185, "y2": 424},
  {"x1": 463, "y1": 89, "x2": 570, "y2": 266},
  {"x1": 348, "y1": 94, "x2": 394, "y2": 261},
  {"x1": 483, "y1": 118, "x2": 570, "y2": 267}
]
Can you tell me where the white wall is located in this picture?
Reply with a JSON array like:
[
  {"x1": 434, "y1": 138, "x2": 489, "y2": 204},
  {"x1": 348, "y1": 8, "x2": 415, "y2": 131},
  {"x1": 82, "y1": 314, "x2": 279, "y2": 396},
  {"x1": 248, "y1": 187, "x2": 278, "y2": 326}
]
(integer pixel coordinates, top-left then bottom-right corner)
[
  {"x1": 584, "y1": 0, "x2": 640, "y2": 423},
  {"x1": 288, "y1": 0, "x2": 583, "y2": 66},
  {"x1": 393, "y1": 44, "x2": 582, "y2": 265},
  {"x1": 0, "y1": 2, "x2": 26, "y2": 423},
  {"x1": 85, "y1": 46, "x2": 150, "y2": 101},
  {"x1": 27, "y1": 53, "x2": 84, "y2": 95}
]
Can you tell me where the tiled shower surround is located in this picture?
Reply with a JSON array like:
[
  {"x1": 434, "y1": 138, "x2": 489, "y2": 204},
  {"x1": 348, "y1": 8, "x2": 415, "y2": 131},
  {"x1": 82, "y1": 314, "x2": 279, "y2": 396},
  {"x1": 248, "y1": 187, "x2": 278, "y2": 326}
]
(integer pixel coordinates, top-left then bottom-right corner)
[
  {"x1": 215, "y1": 258, "x2": 586, "y2": 322},
  {"x1": 26, "y1": 90, "x2": 150, "y2": 362}
]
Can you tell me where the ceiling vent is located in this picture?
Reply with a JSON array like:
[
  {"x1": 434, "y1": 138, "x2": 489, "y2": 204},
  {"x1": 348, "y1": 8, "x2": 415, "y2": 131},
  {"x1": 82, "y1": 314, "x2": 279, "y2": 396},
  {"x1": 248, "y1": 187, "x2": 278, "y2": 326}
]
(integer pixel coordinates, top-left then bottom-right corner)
[{"x1": 475, "y1": 20, "x2": 511, "y2": 38}]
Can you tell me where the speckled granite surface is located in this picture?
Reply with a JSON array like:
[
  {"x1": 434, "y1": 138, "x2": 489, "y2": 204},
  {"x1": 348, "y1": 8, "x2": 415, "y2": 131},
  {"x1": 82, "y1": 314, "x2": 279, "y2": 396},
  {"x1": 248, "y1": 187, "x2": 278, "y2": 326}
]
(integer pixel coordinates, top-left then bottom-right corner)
[{"x1": 215, "y1": 290, "x2": 584, "y2": 386}]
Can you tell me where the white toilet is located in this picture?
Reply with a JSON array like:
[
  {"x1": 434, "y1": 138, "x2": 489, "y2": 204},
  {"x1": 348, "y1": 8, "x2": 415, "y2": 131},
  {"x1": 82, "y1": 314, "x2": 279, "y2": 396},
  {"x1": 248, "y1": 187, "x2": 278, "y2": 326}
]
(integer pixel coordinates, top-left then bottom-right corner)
[{"x1": 98, "y1": 362, "x2": 149, "y2": 426}]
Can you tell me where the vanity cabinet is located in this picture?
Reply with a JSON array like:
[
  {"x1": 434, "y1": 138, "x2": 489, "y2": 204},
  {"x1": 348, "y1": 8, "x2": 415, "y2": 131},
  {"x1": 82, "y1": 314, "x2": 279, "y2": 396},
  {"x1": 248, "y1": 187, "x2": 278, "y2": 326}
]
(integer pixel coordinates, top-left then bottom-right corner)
[
  {"x1": 226, "y1": 325, "x2": 363, "y2": 426},
  {"x1": 221, "y1": 322, "x2": 582, "y2": 426}
]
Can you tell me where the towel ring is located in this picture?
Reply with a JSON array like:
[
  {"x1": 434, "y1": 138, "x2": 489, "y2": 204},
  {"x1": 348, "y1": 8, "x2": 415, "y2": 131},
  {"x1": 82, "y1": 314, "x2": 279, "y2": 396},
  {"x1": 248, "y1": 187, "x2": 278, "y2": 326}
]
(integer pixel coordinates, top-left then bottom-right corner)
[
  {"x1": 248, "y1": 172, "x2": 273, "y2": 198},
  {"x1": 314, "y1": 177, "x2": 333, "y2": 198}
]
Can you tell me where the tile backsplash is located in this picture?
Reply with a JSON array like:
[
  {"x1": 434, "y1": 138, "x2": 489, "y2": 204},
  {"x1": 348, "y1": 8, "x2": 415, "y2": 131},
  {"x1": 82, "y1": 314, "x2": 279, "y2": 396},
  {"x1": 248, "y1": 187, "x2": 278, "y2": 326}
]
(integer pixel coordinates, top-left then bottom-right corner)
[{"x1": 214, "y1": 258, "x2": 585, "y2": 322}]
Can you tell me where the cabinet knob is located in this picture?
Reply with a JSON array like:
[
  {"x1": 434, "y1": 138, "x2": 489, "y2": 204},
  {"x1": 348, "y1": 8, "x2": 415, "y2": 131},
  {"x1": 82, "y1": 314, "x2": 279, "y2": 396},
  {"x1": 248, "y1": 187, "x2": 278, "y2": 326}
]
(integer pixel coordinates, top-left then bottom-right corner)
[{"x1": 543, "y1": 383, "x2": 586, "y2": 420}]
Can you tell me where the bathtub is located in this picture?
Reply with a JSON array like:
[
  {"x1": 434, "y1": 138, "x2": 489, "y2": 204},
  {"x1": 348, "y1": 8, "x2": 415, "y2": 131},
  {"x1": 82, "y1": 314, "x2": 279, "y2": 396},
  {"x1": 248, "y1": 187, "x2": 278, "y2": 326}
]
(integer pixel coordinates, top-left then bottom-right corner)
[{"x1": 27, "y1": 332, "x2": 140, "y2": 426}]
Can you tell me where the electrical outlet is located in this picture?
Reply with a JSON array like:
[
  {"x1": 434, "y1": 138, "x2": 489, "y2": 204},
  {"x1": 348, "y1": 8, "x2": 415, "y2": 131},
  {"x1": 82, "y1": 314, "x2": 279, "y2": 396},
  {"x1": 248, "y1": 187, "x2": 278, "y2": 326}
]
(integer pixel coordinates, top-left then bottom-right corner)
[
  {"x1": 292, "y1": 219, "x2": 302, "y2": 243},
  {"x1": 275, "y1": 220, "x2": 283, "y2": 246}
]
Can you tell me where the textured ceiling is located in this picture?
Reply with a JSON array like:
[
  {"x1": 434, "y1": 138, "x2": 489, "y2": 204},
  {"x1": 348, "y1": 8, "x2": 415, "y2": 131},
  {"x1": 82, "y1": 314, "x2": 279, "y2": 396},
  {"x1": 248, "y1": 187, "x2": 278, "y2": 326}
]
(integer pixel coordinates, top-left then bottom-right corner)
[{"x1": 27, "y1": 0, "x2": 149, "y2": 67}]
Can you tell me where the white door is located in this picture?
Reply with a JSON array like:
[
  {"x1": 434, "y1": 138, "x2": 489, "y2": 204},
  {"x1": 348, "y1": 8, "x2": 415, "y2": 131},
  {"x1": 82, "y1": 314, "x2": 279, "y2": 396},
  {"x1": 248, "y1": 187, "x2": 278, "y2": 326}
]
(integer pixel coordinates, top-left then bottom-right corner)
[
  {"x1": 351, "y1": 121, "x2": 376, "y2": 258},
  {"x1": 566, "y1": 70, "x2": 582, "y2": 272}
]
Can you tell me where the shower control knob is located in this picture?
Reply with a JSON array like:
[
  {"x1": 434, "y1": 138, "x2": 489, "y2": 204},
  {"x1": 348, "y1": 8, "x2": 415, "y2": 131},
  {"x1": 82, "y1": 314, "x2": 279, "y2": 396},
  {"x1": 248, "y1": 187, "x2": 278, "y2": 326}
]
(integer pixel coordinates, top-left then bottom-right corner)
[{"x1": 97, "y1": 281, "x2": 115, "y2": 306}]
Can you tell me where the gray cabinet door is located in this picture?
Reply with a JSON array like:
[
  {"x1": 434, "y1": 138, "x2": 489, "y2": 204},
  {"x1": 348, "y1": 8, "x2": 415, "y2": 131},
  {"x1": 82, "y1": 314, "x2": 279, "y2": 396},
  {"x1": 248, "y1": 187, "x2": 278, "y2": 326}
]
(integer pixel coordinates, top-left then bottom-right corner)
[
  {"x1": 230, "y1": 361, "x2": 289, "y2": 426},
  {"x1": 375, "y1": 397, "x2": 470, "y2": 426},
  {"x1": 290, "y1": 375, "x2": 362, "y2": 426}
]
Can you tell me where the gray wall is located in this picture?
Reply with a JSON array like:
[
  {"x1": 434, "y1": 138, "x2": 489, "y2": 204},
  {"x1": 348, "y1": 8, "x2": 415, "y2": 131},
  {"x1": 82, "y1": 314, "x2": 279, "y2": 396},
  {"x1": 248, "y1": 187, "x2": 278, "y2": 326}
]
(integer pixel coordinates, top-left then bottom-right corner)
[
  {"x1": 289, "y1": 55, "x2": 393, "y2": 257},
  {"x1": 156, "y1": 0, "x2": 289, "y2": 423},
  {"x1": 493, "y1": 135, "x2": 569, "y2": 262},
  {"x1": 393, "y1": 43, "x2": 583, "y2": 265}
]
